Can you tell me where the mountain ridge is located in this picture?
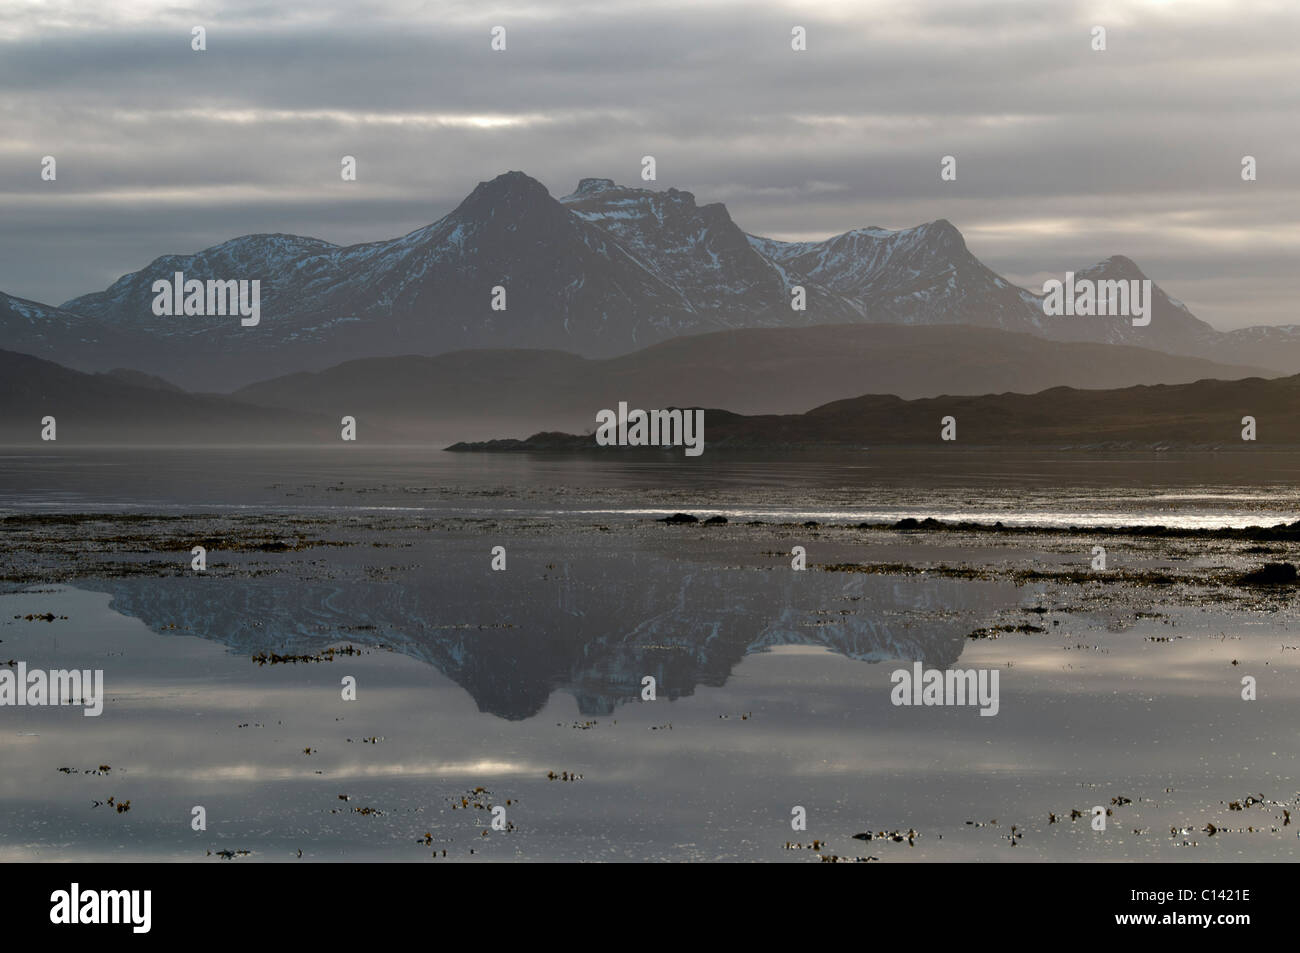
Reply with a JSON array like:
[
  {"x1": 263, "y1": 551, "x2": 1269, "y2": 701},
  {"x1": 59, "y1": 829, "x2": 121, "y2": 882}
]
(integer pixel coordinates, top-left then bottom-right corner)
[
  {"x1": 447, "y1": 372, "x2": 1300, "y2": 450},
  {"x1": 0, "y1": 348, "x2": 372, "y2": 444},
  {"x1": 232, "y1": 322, "x2": 1276, "y2": 443},
  {"x1": 4, "y1": 170, "x2": 1298, "y2": 390}
]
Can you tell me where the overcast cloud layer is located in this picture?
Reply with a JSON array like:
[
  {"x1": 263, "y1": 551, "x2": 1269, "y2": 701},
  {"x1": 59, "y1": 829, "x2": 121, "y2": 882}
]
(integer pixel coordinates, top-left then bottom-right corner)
[{"x1": 2, "y1": 0, "x2": 1297, "y2": 329}]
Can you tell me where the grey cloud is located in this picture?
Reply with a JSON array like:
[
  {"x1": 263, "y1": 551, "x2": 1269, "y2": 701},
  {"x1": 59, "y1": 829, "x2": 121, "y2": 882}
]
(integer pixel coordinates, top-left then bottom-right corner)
[{"x1": 0, "y1": 1, "x2": 1297, "y2": 329}]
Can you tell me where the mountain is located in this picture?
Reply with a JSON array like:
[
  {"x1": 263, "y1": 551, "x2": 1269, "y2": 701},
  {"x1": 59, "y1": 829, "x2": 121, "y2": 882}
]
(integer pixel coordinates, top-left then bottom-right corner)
[
  {"x1": 97, "y1": 368, "x2": 185, "y2": 392},
  {"x1": 1029, "y1": 255, "x2": 1224, "y2": 353},
  {"x1": 749, "y1": 219, "x2": 1038, "y2": 331},
  {"x1": 7, "y1": 170, "x2": 1300, "y2": 389},
  {"x1": 449, "y1": 374, "x2": 1300, "y2": 450},
  {"x1": 751, "y1": 230, "x2": 1300, "y2": 368},
  {"x1": 234, "y1": 323, "x2": 1274, "y2": 444},
  {"x1": 0, "y1": 349, "x2": 353, "y2": 444},
  {"x1": 0, "y1": 290, "x2": 148, "y2": 371},
  {"x1": 561, "y1": 177, "x2": 858, "y2": 323},
  {"x1": 49, "y1": 173, "x2": 735, "y2": 389}
]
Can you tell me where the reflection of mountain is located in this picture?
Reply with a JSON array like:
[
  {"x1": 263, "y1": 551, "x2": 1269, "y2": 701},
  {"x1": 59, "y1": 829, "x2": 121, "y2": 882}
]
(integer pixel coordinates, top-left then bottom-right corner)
[{"x1": 81, "y1": 549, "x2": 1017, "y2": 719}]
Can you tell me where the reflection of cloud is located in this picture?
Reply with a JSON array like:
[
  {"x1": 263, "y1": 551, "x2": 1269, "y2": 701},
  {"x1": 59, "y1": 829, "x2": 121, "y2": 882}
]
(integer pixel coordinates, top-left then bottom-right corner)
[
  {"x1": 144, "y1": 759, "x2": 541, "y2": 783},
  {"x1": 999, "y1": 636, "x2": 1300, "y2": 695},
  {"x1": 3, "y1": 584, "x2": 1299, "y2": 861}
]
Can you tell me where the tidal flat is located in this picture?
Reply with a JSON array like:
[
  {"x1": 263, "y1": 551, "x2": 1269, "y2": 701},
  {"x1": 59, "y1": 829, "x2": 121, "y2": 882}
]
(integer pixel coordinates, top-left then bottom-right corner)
[
  {"x1": 2, "y1": 474, "x2": 1299, "y2": 861},
  {"x1": 0, "y1": 447, "x2": 1294, "y2": 863}
]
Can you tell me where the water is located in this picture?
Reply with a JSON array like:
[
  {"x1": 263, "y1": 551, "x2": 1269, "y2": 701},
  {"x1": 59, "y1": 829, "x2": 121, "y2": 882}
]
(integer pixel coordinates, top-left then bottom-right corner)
[
  {"x1": 1, "y1": 447, "x2": 1298, "y2": 861},
  {"x1": 4, "y1": 446, "x2": 1300, "y2": 528}
]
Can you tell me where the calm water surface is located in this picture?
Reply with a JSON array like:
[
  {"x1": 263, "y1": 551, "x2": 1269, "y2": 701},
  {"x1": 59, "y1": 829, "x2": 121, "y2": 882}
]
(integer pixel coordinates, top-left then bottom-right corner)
[{"x1": 1, "y1": 447, "x2": 1297, "y2": 861}]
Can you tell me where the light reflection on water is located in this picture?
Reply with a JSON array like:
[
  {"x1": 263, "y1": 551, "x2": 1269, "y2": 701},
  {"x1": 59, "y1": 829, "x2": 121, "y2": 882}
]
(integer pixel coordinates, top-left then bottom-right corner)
[
  {"x1": 1, "y1": 447, "x2": 1298, "y2": 861},
  {"x1": 1, "y1": 581, "x2": 1296, "y2": 862},
  {"x1": 3, "y1": 447, "x2": 1300, "y2": 529}
]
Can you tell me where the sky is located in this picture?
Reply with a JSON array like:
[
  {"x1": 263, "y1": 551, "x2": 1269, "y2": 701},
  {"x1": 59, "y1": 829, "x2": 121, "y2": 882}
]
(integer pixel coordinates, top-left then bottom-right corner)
[{"x1": 2, "y1": 0, "x2": 1297, "y2": 329}]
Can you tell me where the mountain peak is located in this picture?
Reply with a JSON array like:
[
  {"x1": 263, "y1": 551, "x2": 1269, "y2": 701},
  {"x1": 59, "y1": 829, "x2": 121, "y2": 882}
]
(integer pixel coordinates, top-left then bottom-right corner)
[
  {"x1": 444, "y1": 171, "x2": 563, "y2": 230},
  {"x1": 836, "y1": 219, "x2": 966, "y2": 251},
  {"x1": 573, "y1": 177, "x2": 618, "y2": 195},
  {"x1": 561, "y1": 179, "x2": 701, "y2": 210},
  {"x1": 915, "y1": 218, "x2": 965, "y2": 249},
  {"x1": 1077, "y1": 255, "x2": 1148, "y2": 282},
  {"x1": 1103, "y1": 254, "x2": 1143, "y2": 276},
  {"x1": 462, "y1": 171, "x2": 552, "y2": 206}
]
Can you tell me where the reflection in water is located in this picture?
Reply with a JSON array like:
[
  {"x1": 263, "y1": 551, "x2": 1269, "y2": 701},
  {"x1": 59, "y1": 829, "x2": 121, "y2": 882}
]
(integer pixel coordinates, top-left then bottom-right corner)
[
  {"x1": 3, "y1": 576, "x2": 1297, "y2": 863},
  {"x1": 3, "y1": 448, "x2": 1299, "y2": 861},
  {"x1": 86, "y1": 543, "x2": 1021, "y2": 719}
]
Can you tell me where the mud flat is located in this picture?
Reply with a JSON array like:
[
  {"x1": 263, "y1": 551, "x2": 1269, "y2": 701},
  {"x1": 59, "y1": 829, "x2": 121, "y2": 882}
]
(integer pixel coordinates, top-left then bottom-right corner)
[{"x1": 2, "y1": 507, "x2": 1298, "y2": 861}]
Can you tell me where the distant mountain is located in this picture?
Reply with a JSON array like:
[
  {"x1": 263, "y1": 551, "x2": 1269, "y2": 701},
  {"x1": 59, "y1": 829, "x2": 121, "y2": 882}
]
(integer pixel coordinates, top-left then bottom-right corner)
[
  {"x1": 234, "y1": 323, "x2": 1274, "y2": 443},
  {"x1": 0, "y1": 349, "x2": 350, "y2": 444},
  {"x1": 6, "y1": 170, "x2": 1300, "y2": 389},
  {"x1": 49, "y1": 174, "x2": 741, "y2": 389},
  {"x1": 561, "y1": 177, "x2": 857, "y2": 323},
  {"x1": 0, "y1": 290, "x2": 147, "y2": 371},
  {"x1": 749, "y1": 219, "x2": 1037, "y2": 331},
  {"x1": 97, "y1": 368, "x2": 185, "y2": 392},
  {"x1": 1028, "y1": 255, "x2": 1225, "y2": 353},
  {"x1": 449, "y1": 374, "x2": 1300, "y2": 450}
]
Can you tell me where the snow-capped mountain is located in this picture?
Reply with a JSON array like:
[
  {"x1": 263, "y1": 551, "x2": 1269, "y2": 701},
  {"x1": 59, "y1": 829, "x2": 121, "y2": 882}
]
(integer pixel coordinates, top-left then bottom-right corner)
[
  {"x1": 4, "y1": 170, "x2": 1300, "y2": 390},
  {"x1": 1029, "y1": 254, "x2": 1223, "y2": 352},
  {"x1": 560, "y1": 177, "x2": 860, "y2": 324},
  {"x1": 56, "y1": 173, "x2": 713, "y2": 388},
  {"x1": 749, "y1": 219, "x2": 1041, "y2": 330},
  {"x1": 0, "y1": 291, "x2": 145, "y2": 369}
]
